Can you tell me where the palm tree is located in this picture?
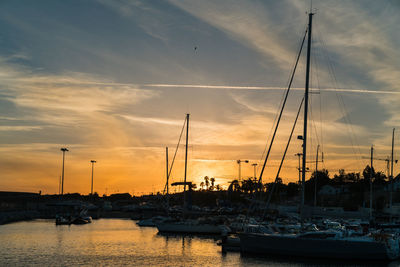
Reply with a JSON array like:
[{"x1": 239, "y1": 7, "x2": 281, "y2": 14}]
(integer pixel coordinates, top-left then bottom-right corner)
[
  {"x1": 210, "y1": 177, "x2": 215, "y2": 190},
  {"x1": 200, "y1": 182, "x2": 205, "y2": 190},
  {"x1": 204, "y1": 176, "x2": 210, "y2": 190}
]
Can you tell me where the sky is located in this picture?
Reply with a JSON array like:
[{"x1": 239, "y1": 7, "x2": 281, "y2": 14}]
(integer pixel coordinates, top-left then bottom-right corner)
[{"x1": 0, "y1": 0, "x2": 399, "y2": 195}]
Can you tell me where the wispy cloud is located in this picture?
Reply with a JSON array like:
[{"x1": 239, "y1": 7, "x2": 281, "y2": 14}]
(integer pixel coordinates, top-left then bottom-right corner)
[
  {"x1": 120, "y1": 115, "x2": 183, "y2": 126},
  {"x1": 0, "y1": 0, "x2": 399, "y2": 194},
  {"x1": 0, "y1": 126, "x2": 42, "y2": 131},
  {"x1": 168, "y1": 0, "x2": 302, "y2": 69}
]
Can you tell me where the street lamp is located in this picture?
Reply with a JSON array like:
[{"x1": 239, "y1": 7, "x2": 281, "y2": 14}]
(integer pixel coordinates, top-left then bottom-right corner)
[
  {"x1": 237, "y1": 159, "x2": 249, "y2": 182},
  {"x1": 60, "y1": 147, "x2": 69, "y2": 195},
  {"x1": 252, "y1": 163, "x2": 258, "y2": 180},
  {"x1": 90, "y1": 160, "x2": 97, "y2": 195}
]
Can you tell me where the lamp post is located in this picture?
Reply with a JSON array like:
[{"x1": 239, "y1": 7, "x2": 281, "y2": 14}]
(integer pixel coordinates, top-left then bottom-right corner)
[
  {"x1": 90, "y1": 160, "x2": 96, "y2": 195},
  {"x1": 252, "y1": 163, "x2": 259, "y2": 192},
  {"x1": 237, "y1": 159, "x2": 249, "y2": 182},
  {"x1": 370, "y1": 145, "x2": 374, "y2": 221},
  {"x1": 252, "y1": 163, "x2": 258, "y2": 180},
  {"x1": 60, "y1": 147, "x2": 69, "y2": 195},
  {"x1": 58, "y1": 175, "x2": 61, "y2": 195}
]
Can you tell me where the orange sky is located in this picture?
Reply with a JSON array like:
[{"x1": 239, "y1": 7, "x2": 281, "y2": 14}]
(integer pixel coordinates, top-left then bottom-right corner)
[{"x1": 0, "y1": 1, "x2": 399, "y2": 195}]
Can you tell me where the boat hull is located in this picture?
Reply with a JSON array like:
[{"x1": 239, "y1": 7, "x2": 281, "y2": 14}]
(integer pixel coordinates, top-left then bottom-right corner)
[
  {"x1": 157, "y1": 222, "x2": 228, "y2": 234},
  {"x1": 137, "y1": 219, "x2": 156, "y2": 227},
  {"x1": 71, "y1": 218, "x2": 90, "y2": 225},
  {"x1": 55, "y1": 219, "x2": 71, "y2": 225},
  {"x1": 239, "y1": 233, "x2": 395, "y2": 260}
]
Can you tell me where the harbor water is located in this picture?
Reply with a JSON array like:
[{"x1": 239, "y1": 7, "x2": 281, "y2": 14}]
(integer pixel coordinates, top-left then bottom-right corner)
[{"x1": 0, "y1": 219, "x2": 399, "y2": 266}]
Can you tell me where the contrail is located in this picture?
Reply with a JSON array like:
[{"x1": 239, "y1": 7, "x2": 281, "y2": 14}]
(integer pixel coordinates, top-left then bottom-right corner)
[
  {"x1": 145, "y1": 83, "x2": 400, "y2": 95},
  {"x1": 30, "y1": 78, "x2": 400, "y2": 95}
]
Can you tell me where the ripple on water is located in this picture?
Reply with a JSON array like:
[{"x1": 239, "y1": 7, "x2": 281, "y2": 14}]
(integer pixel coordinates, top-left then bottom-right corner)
[{"x1": 0, "y1": 219, "x2": 397, "y2": 266}]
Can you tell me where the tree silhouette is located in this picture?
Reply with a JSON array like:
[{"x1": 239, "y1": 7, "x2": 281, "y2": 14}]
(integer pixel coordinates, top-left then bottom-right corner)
[
  {"x1": 241, "y1": 178, "x2": 256, "y2": 194},
  {"x1": 333, "y1": 169, "x2": 346, "y2": 184},
  {"x1": 200, "y1": 182, "x2": 205, "y2": 190},
  {"x1": 363, "y1": 165, "x2": 375, "y2": 183},
  {"x1": 204, "y1": 176, "x2": 209, "y2": 190},
  {"x1": 346, "y1": 172, "x2": 360, "y2": 183},
  {"x1": 210, "y1": 177, "x2": 215, "y2": 190},
  {"x1": 228, "y1": 180, "x2": 240, "y2": 192},
  {"x1": 374, "y1": 171, "x2": 386, "y2": 185},
  {"x1": 310, "y1": 169, "x2": 330, "y2": 185}
]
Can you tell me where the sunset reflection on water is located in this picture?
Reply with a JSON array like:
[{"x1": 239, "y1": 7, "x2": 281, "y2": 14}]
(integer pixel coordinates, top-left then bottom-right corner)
[
  {"x1": 1, "y1": 219, "x2": 396, "y2": 266},
  {"x1": 0, "y1": 219, "x2": 239, "y2": 266}
]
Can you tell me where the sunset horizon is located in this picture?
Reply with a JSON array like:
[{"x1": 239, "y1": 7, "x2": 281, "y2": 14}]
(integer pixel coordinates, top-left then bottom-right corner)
[{"x1": 1, "y1": 0, "x2": 399, "y2": 196}]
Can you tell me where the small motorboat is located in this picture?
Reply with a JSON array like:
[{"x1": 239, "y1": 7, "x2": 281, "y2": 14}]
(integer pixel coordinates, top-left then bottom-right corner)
[
  {"x1": 71, "y1": 217, "x2": 90, "y2": 225},
  {"x1": 55, "y1": 215, "x2": 71, "y2": 225}
]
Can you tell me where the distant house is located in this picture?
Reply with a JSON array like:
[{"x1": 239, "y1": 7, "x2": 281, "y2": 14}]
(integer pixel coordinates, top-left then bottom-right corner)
[{"x1": 318, "y1": 185, "x2": 349, "y2": 196}]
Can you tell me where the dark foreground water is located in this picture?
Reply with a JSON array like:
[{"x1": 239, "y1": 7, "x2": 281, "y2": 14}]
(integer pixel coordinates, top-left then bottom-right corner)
[{"x1": 1, "y1": 219, "x2": 399, "y2": 266}]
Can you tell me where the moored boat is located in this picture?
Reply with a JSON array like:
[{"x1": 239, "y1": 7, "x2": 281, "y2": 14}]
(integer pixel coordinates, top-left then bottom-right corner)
[
  {"x1": 137, "y1": 216, "x2": 169, "y2": 227},
  {"x1": 55, "y1": 215, "x2": 71, "y2": 225},
  {"x1": 71, "y1": 217, "x2": 90, "y2": 225},
  {"x1": 239, "y1": 230, "x2": 400, "y2": 260},
  {"x1": 157, "y1": 219, "x2": 230, "y2": 235},
  {"x1": 238, "y1": 8, "x2": 400, "y2": 261}
]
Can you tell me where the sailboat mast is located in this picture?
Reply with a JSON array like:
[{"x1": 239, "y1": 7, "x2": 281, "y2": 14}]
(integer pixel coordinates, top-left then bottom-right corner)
[
  {"x1": 301, "y1": 12, "x2": 313, "y2": 215},
  {"x1": 314, "y1": 145, "x2": 319, "y2": 207},
  {"x1": 390, "y1": 128, "x2": 395, "y2": 209},
  {"x1": 370, "y1": 145, "x2": 374, "y2": 220},
  {"x1": 184, "y1": 113, "x2": 189, "y2": 209},
  {"x1": 166, "y1": 147, "x2": 169, "y2": 196}
]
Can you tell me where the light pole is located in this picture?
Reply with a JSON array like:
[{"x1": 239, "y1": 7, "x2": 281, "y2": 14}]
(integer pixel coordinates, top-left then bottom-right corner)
[
  {"x1": 60, "y1": 147, "x2": 69, "y2": 195},
  {"x1": 252, "y1": 163, "x2": 258, "y2": 180},
  {"x1": 252, "y1": 163, "x2": 259, "y2": 192},
  {"x1": 90, "y1": 160, "x2": 97, "y2": 195},
  {"x1": 58, "y1": 175, "x2": 61, "y2": 195},
  {"x1": 315, "y1": 145, "x2": 319, "y2": 207},
  {"x1": 370, "y1": 145, "x2": 374, "y2": 221},
  {"x1": 237, "y1": 159, "x2": 249, "y2": 182},
  {"x1": 313, "y1": 145, "x2": 323, "y2": 207}
]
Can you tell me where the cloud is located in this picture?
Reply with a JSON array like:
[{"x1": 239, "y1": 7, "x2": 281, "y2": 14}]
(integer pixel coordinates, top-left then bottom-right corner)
[
  {"x1": 0, "y1": 0, "x2": 399, "y2": 194},
  {"x1": 0, "y1": 61, "x2": 158, "y2": 124},
  {"x1": 10, "y1": 75, "x2": 157, "y2": 114},
  {"x1": 121, "y1": 115, "x2": 183, "y2": 126},
  {"x1": 165, "y1": 0, "x2": 399, "y2": 138},
  {"x1": 168, "y1": 0, "x2": 303, "y2": 70},
  {"x1": 0, "y1": 126, "x2": 42, "y2": 131}
]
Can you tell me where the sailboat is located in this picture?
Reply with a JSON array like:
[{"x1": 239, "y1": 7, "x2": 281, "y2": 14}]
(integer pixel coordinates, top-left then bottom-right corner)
[
  {"x1": 156, "y1": 114, "x2": 230, "y2": 235},
  {"x1": 239, "y1": 11, "x2": 400, "y2": 260}
]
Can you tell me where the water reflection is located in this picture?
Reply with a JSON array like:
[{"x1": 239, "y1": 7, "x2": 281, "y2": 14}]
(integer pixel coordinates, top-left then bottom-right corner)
[{"x1": 0, "y1": 219, "x2": 399, "y2": 266}]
